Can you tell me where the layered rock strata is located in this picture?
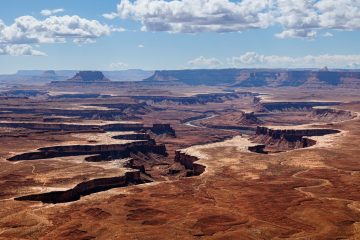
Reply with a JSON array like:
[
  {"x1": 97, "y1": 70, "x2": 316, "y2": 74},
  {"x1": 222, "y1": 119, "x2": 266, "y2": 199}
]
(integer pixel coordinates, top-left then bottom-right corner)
[
  {"x1": 15, "y1": 171, "x2": 143, "y2": 204},
  {"x1": 252, "y1": 126, "x2": 340, "y2": 151}
]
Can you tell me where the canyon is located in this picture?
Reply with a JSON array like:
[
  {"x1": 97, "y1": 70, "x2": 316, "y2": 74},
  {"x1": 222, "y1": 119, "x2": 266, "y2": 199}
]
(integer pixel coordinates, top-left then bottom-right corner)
[{"x1": 0, "y1": 70, "x2": 359, "y2": 239}]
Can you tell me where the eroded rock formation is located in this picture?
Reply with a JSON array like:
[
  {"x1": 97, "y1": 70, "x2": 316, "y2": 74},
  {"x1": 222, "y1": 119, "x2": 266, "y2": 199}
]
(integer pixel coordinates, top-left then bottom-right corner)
[
  {"x1": 252, "y1": 126, "x2": 340, "y2": 151},
  {"x1": 175, "y1": 151, "x2": 206, "y2": 176},
  {"x1": 257, "y1": 102, "x2": 339, "y2": 112},
  {"x1": 8, "y1": 140, "x2": 167, "y2": 161},
  {"x1": 15, "y1": 171, "x2": 143, "y2": 203},
  {"x1": 310, "y1": 108, "x2": 356, "y2": 122},
  {"x1": 67, "y1": 71, "x2": 110, "y2": 82}
]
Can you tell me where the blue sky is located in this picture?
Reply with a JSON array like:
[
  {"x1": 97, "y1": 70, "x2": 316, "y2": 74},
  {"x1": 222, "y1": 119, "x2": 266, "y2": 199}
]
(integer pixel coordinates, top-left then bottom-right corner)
[{"x1": 0, "y1": 0, "x2": 359, "y2": 74}]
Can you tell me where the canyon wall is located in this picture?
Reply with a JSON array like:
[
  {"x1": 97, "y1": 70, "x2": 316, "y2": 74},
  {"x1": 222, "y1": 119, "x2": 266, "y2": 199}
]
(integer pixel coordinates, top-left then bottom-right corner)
[
  {"x1": 15, "y1": 171, "x2": 142, "y2": 203},
  {"x1": 252, "y1": 126, "x2": 340, "y2": 151},
  {"x1": 8, "y1": 140, "x2": 167, "y2": 161},
  {"x1": 175, "y1": 151, "x2": 206, "y2": 176}
]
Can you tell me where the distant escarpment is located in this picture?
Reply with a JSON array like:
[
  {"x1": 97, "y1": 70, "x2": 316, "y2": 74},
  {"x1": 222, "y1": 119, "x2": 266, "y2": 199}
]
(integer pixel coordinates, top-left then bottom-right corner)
[
  {"x1": 252, "y1": 126, "x2": 340, "y2": 151},
  {"x1": 144, "y1": 69, "x2": 360, "y2": 87}
]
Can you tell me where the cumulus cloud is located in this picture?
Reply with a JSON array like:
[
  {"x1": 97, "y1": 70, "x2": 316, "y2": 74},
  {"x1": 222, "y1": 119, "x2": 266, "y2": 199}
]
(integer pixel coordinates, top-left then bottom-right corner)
[
  {"x1": 188, "y1": 56, "x2": 222, "y2": 68},
  {"x1": 107, "y1": 0, "x2": 360, "y2": 38},
  {"x1": 40, "y1": 8, "x2": 65, "y2": 16},
  {"x1": 110, "y1": 62, "x2": 129, "y2": 69},
  {"x1": 0, "y1": 44, "x2": 46, "y2": 56},
  {"x1": 0, "y1": 15, "x2": 116, "y2": 56},
  {"x1": 228, "y1": 52, "x2": 360, "y2": 68},
  {"x1": 274, "y1": 0, "x2": 360, "y2": 38},
  {"x1": 111, "y1": 0, "x2": 272, "y2": 33}
]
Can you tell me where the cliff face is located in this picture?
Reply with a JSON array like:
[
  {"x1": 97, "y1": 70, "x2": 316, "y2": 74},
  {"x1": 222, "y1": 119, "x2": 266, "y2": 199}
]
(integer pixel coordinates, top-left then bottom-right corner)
[
  {"x1": 144, "y1": 69, "x2": 360, "y2": 87},
  {"x1": 252, "y1": 126, "x2": 340, "y2": 151},
  {"x1": 256, "y1": 102, "x2": 339, "y2": 112},
  {"x1": 15, "y1": 171, "x2": 142, "y2": 203},
  {"x1": 8, "y1": 140, "x2": 167, "y2": 161},
  {"x1": 175, "y1": 151, "x2": 205, "y2": 176},
  {"x1": 310, "y1": 108, "x2": 356, "y2": 122}
]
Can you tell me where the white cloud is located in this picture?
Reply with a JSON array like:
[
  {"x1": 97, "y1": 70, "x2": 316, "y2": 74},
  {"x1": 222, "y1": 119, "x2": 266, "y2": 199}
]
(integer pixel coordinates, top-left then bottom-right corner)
[
  {"x1": 113, "y1": 0, "x2": 272, "y2": 33},
  {"x1": 274, "y1": 0, "x2": 360, "y2": 38},
  {"x1": 188, "y1": 56, "x2": 222, "y2": 68},
  {"x1": 110, "y1": 62, "x2": 129, "y2": 69},
  {"x1": 323, "y1": 32, "x2": 334, "y2": 37},
  {"x1": 0, "y1": 44, "x2": 46, "y2": 56},
  {"x1": 228, "y1": 52, "x2": 360, "y2": 68},
  {"x1": 103, "y1": 12, "x2": 118, "y2": 20},
  {"x1": 138, "y1": 44, "x2": 144, "y2": 48},
  {"x1": 41, "y1": 8, "x2": 65, "y2": 16},
  {"x1": 108, "y1": 0, "x2": 360, "y2": 38},
  {"x1": 0, "y1": 15, "x2": 116, "y2": 56},
  {"x1": 275, "y1": 29, "x2": 317, "y2": 39}
]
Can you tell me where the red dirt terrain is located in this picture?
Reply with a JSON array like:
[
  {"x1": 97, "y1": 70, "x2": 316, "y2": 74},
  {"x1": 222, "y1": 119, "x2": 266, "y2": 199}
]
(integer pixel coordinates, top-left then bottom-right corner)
[{"x1": 0, "y1": 78, "x2": 359, "y2": 239}]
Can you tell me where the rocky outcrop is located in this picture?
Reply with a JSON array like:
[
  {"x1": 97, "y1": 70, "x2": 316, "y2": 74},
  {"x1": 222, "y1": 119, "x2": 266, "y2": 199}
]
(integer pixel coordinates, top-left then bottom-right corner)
[
  {"x1": 257, "y1": 102, "x2": 339, "y2": 112},
  {"x1": 175, "y1": 151, "x2": 205, "y2": 176},
  {"x1": 252, "y1": 126, "x2": 340, "y2": 151},
  {"x1": 15, "y1": 171, "x2": 143, "y2": 203},
  {"x1": 248, "y1": 144, "x2": 267, "y2": 154},
  {"x1": 67, "y1": 71, "x2": 110, "y2": 82},
  {"x1": 310, "y1": 108, "x2": 356, "y2": 122}
]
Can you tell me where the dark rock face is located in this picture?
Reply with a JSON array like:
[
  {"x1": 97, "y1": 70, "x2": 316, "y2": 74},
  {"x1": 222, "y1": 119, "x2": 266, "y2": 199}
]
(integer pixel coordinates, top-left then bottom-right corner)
[
  {"x1": 15, "y1": 171, "x2": 143, "y2": 203},
  {"x1": 8, "y1": 140, "x2": 167, "y2": 161},
  {"x1": 67, "y1": 71, "x2": 110, "y2": 82},
  {"x1": 150, "y1": 124, "x2": 176, "y2": 136},
  {"x1": 248, "y1": 144, "x2": 267, "y2": 154}
]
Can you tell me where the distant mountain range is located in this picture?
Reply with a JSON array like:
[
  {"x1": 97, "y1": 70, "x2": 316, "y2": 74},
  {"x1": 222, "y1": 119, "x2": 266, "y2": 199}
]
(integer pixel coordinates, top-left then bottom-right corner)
[
  {"x1": 1, "y1": 68, "x2": 360, "y2": 88},
  {"x1": 0, "y1": 69, "x2": 154, "y2": 85},
  {"x1": 145, "y1": 68, "x2": 360, "y2": 88}
]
